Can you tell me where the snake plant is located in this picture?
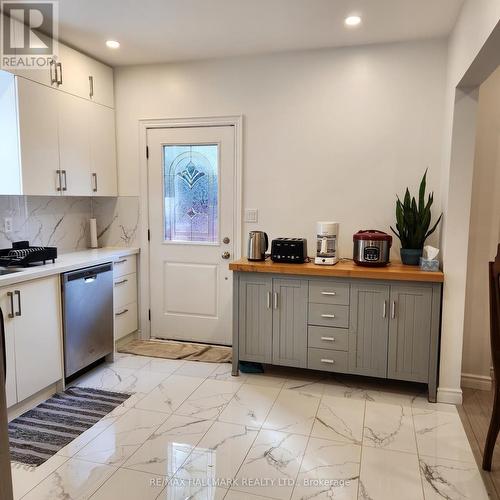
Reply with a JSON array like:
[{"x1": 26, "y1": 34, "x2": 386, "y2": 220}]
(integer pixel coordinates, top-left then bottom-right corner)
[{"x1": 390, "y1": 170, "x2": 442, "y2": 249}]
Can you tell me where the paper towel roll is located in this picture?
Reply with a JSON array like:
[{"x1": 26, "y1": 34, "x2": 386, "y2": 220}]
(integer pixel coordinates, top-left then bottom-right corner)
[{"x1": 89, "y1": 218, "x2": 98, "y2": 248}]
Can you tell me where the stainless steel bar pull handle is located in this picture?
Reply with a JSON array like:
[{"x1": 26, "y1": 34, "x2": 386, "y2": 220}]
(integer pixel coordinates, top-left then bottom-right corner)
[
  {"x1": 14, "y1": 290, "x2": 21, "y2": 317},
  {"x1": 383, "y1": 300, "x2": 387, "y2": 318},
  {"x1": 7, "y1": 292, "x2": 14, "y2": 318},
  {"x1": 114, "y1": 259, "x2": 127, "y2": 265},
  {"x1": 321, "y1": 336, "x2": 335, "y2": 342},
  {"x1": 321, "y1": 314, "x2": 336, "y2": 318},
  {"x1": 321, "y1": 358, "x2": 335, "y2": 364},
  {"x1": 266, "y1": 291, "x2": 271, "y2": 309},
  {"x1": 391, "y1": 301, "x2": 396, "y2": 319},
  {"x1": 50, "y1": 59, "x2": 57, "y2": 84},
  {"x1": 57, "y1": 62, "x2": 63, "y2": 85},
  {"x1": 321, "y1": 291, "x2": 336, "y2": 296},
  {"x1": 89, "y1": 75, "x2": 94, "y2": 98},
  {"x1": 92, "y1": 173, "x2": 98, "y2": 192},
  {"x1": 114, "y1": 279, "x2": 128, "y2": 286},
  {"x1": 273, "y1": 292, "x2": 278, "y2": 310},
  {"x1": 61, "y1": 170, "x2": 67, "y2": 191},
  {"x1": 115, "y1": 309, "x2": 129, "y2": 316},
  {"x1": 56, "y1": 170, "x2": 62, "y2": 191}
]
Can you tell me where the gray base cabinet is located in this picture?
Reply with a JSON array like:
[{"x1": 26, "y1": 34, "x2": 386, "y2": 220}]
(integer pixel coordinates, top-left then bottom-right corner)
[
  {"x1": 238, "y1": 275, "x2": 273, "y2": 363},
  {"x1": 349, "y1": 283, "x2": 390, "y2": 379},
  {"x1": 388, "y1": 285, "x2": 433, "y2": 383},
  {"x1": 272, "y1": 279, "x2": 308, "y2": 368},
  {"x1": 233, "y1": 272, "x2": 442, "y2": 402}
]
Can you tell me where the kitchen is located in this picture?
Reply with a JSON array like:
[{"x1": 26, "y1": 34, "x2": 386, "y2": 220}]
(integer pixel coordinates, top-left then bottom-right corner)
[{"x1": 0, "y1": 1, "x2": 500, "y2": 499}]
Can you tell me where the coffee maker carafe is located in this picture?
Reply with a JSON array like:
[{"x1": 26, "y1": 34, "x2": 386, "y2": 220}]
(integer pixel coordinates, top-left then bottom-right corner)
[{"x1": 314, "y1": 222, "x2": 339, "y2": 265}]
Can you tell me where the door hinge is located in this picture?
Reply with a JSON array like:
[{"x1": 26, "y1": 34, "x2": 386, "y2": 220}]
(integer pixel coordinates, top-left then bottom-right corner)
[
  {"x1": 147, "y1": 229, "x2": 150, "y2": 241},
  {"x1": 148, "y1": 309, "x2": 151, "y2": 321},
  {"x1": 146, "y1": 146, "x2": 149, "y2": 159}
]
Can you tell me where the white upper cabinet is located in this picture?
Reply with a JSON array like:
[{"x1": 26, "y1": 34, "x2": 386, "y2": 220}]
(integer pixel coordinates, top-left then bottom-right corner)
[
  {"x1": 90, "y1": 103, "x2": 118, "y2": 196},
  {"x1": 58, "y1": 92, "x2": 93, "y2": 196},
  {"x1": 17, "y1": 77, "x2": 61, "y2": 196},
  {"x1": 0, "y1": 71, "x2": 21, "y2": 194},
  {"x1": 0, "y1": 71, "x2": 118, "y2": 196},
  {"x1": 88, "y1": 58, "x2": 114, "y2": 108},
  {"x1": 17, "y1": 40, "x2": 115, "y2": 108}
]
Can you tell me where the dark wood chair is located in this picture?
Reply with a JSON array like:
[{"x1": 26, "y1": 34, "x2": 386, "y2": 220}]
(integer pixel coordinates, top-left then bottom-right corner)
[{"x1": 483, "y1": 244, "x2": 500, "y2": 471}]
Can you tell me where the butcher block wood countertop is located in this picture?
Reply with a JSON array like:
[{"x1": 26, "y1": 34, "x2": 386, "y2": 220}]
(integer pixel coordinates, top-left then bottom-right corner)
[{"x1": 229, "y1": 258, "x2": 444, "y2": 283}]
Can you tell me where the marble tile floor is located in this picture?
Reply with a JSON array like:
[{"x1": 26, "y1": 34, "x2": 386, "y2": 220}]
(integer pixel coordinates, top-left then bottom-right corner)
[{"x1": 10, "y1": 354, "x2": 489, "y2": 500}]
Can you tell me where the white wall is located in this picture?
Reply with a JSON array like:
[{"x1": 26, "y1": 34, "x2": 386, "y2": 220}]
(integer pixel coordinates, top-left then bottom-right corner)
[
  {"x1": 438, "y1": 0, "x2": 500, "y2": 403},
  {"x1": 115, "y1": 40, "x2": 447, "y2": 260},
  {"x1": 461, "y1": 65, "x2": 500, "y2": 389}
]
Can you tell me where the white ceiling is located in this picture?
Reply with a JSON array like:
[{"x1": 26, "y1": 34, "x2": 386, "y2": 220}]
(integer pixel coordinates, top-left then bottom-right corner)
[{"x1": 51, "y1": 0, "x2": 464, "y2": 66}]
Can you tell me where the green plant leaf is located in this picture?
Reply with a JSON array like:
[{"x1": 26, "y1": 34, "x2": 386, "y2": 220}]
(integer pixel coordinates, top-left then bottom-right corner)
[
  {"x1": 419, "y1": 169, "x2": 427, "y2": 213},
  {"x1": 425, "y1": 213, "x2": 443, "y2": 239}
]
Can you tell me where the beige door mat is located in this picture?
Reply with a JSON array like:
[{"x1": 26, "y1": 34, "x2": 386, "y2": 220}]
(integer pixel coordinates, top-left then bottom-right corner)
[{"x1": 117, "y1": 339, "x2": 232, "y2": 363}]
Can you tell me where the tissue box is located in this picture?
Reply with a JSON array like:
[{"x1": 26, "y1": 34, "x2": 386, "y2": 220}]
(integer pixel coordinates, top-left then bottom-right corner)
[{"x1": 420, "y1": 257, "x2": 439, "y2": 271}]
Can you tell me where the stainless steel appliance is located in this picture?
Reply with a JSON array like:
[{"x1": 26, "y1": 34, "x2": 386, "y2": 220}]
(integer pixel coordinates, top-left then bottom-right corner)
[
  {"x1": 353, "y1": 230, "x2": 392, "y2": 266},
  {"x1": 271, "y1": 238, "x2": 308, "y2": 263},
  {"x1": 247, "y1": 231, "x2": 268, "y2": 261},
  {"x1": 62, "y1": 263, "x2": 114, "y2": 378},
  {"x1": 0, "y1": 307, "x2": 14, "y2": 500},
  {"x1": 314, "y1": 221, "x2": 339, "y2": 265}
]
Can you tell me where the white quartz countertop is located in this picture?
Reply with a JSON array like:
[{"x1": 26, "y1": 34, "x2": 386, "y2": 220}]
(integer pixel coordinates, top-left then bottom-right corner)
[{"x1": 0, "y1": 247, "x2": 139, "y2": 287}]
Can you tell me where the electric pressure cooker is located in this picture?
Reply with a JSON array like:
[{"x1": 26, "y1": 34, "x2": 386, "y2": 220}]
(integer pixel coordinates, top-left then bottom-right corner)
[{"x1": 353, "y1": 230, "x2": 392, "y2": 267}]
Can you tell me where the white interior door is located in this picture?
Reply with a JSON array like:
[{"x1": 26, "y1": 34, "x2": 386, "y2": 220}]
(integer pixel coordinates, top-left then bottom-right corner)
[{"x1": 148, "y1": 126, "x2": 236, "y2": 345}]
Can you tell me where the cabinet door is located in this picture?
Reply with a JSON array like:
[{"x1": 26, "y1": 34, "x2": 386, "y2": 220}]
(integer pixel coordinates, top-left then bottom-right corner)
[
  {"x1": 349, "y1": 283, "x2": 390, "y2": 378},
  {"x1": 272, "y1": 278, "x2": 308, "y2": 368},
  {"x1": 57, "y1": 44, "x2": 93, "y2": 100},
  {"x1": 238, "y1": 275, "x2": 272, "y2": 363},
  {"x1": 90, "y1": 103, "x2": 117, "y2": 196},
  {"x1": 0, "y1": 71, "x2": 21, "y2": 195},
  {"x1": 88, "y1": 59, "x2": 114, "y2": 108},
  {"x1": 388, "y1": 285, "x2": 432, "y2": 383},
  {"x1": 17, "y1": 78, "x2": 61, "y2": 195},
  {"x1": 0, "y1": 288, "x2": 17, "y2": 407},
  {"x1": 14, "y1": 277, "x2": 63, "y2": 402},
  {"x1": 58, "y1": 91, "x2": 92, "y2": 196}
]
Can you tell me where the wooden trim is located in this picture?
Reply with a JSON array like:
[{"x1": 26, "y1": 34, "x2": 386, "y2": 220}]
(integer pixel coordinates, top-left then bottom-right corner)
[
  {"x1": 461, "y1": 372, "x2": 492, "y2": 391},
  {"x1": 229, "y1": 259, "x2": 444, "y2": 283}
]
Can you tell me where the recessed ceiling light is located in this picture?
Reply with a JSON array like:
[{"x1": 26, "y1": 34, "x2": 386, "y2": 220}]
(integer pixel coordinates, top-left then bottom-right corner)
[
  {"x1": 345, "y1": 15, "x2": 362, "y2": 27},
  {"x1": 105, "y1": 40, "x2": 120, "y2": 49}
]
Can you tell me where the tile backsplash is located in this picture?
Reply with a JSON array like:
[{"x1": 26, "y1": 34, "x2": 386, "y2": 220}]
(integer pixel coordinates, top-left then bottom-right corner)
[
  {"x1": 92, "y1": 196, "x2": 140, "y2": 248},
  {"x1": 0, "y1": 195, "x2": 140, "y2": 253}
]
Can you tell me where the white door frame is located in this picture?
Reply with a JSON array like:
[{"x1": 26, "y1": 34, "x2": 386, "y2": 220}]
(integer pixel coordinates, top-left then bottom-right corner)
[{"x1": 138, "y1": 115, "x2": 243, "y2": 340}]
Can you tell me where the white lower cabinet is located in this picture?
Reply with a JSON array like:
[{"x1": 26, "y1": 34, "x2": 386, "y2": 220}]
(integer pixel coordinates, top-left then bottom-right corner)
[
  {"x1": 113, "y1": 255, "x2": 138, "y2": 340},
  {"x1": 1, "y1": 276, "x2": 63, "y2": 407}
]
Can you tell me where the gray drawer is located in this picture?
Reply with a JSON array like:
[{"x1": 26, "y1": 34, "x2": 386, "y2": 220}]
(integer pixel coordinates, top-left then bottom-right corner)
[
  {"x1": 308, "y1": 348, "x2": 348, "y2": 373},
  {"x1": 308, "y1": 303, "x2": 349, "y2": 328},
  {"x1": 308, "y1": 326, "x2": 348, "y2": 351},
  {"x1": 309, "y1": 281, "x2": 350, "y2": 305}
]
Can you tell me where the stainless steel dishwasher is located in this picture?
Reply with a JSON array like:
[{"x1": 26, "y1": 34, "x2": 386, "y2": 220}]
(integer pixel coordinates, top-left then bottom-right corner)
[{"x1": 62, "y1": 263, "x2": 114, "y2": 378}]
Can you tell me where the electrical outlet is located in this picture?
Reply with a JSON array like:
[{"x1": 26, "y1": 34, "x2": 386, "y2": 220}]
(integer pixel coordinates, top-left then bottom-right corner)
[
  {"x1": 244, "y1": 209, "x2": 258, "y2": 223},
  {"x1": 4, "y1": 217, "x2": 13, "y2": 233}
]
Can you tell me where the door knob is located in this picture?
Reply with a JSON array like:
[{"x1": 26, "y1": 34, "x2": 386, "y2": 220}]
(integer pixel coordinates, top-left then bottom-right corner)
[{"x1": 222, "y1": 251, "x2": 231, "y2": 259}]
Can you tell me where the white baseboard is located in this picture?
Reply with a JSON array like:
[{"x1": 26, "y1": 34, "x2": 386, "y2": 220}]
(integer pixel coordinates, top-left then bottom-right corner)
[
  {"x1": 437, "y1": 387, "x2": 463, "y2": 405},
  {"x1": 461, "y1": 372, "x2": 493, "y2": 391}
]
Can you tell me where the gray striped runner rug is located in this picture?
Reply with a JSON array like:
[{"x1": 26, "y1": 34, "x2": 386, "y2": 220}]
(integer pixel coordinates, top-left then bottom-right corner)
[{"x1": 8, "y1": 387, "x2": 131, "y2": 467}]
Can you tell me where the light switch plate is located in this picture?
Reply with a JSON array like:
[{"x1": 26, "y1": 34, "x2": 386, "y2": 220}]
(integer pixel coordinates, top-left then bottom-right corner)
[{"x1": 244, "y1": 209, "x2": 258, "y2": 223}]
